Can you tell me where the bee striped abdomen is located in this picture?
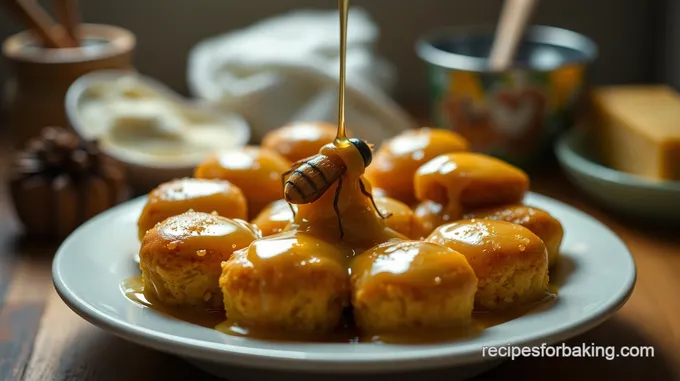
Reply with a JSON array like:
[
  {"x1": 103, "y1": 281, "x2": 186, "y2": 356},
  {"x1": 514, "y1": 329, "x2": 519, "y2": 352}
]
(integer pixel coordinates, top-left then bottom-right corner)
[{"x1": 284, "y1": 154, "x2": 346, "y2": 204}]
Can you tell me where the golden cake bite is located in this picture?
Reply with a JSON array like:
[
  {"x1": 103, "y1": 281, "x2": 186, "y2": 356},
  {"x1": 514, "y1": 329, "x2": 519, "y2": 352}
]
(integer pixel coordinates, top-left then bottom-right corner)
[
  {"x1": 251, "y1": 199, "x2": 296, "y2": 236},
  {"x1": 364, "y1": 128, "x2": 469, "y2": 204},
  {"x1": 194, "y1": 146, "x2": 292, "y2": 219},
  {"x1": 261, "y1": 121, "x2": 345, "y2": 162},
  {"x1": 350, "y1": 240, "x2": 478, "y2": 332},
  {"x1": 137, "y1": 178, "x2": 247, "y2": 240},
  {"x1": 414, "y1": 153, "x2": 529, "y2": 235},
  {"x1": 464, "y1": 204, "x2": 564, "y2": 267},
  {"x1": 427, "y1": 219, "x2": 549, "y2": 310},
  {"x1": 374, "y1": 196, "x2": 421, "y2": 239},
  {"x1": 219, "y1": 232, "x2": 350, "y2": 333},
  {"x1": 139, "y1": 211, "x2": 260, "y2": 309}
]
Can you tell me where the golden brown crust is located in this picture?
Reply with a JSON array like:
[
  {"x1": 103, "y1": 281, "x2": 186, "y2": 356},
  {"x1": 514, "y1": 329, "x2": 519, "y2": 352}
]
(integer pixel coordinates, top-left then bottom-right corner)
[
  {"x1": 194, "y1": 146, "x2": 291, "y2": 219},
  {"x1": 220, "y1": 232, "x2": 350, "y2": 332},
  {"x1": 463, "y1": 204, "x2": 564, "y2": 267},
  {"x1": 426, "y1": 219, "x2": 548, "y2": 310},
  {"x1": 374, "y1": 196, "x2": 419, "y2": 239},
  {"x1": 139, "y1": 211, "x2": 259, "y2": 309},
  {"x1": 350, "y1": 240, "x2": 478, "y2": 331},
  {"x1": 137, "y1": 178, "x2": 247, "y2": 240},
  {"x1": 262, "y1": 122, "x2": 340, "y2": 162}
]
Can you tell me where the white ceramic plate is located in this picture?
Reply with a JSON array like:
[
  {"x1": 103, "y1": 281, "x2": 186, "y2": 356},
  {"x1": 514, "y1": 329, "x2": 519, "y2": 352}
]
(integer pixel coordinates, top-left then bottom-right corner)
[{"x1": 53, "y1": 193, "x2": 636, "y2": 380}]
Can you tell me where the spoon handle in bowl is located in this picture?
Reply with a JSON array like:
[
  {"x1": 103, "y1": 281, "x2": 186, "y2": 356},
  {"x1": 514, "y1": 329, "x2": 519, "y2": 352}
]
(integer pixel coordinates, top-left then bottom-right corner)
[
  {"x1": 53, "y1": 0, "x2": 80, "y2": 46},
  {"x1": 488, "y1": 0, "x2": 538, "y2": 71},
  {"x1": 3, "y1": 0, "x2": 72, "y2": 48}
]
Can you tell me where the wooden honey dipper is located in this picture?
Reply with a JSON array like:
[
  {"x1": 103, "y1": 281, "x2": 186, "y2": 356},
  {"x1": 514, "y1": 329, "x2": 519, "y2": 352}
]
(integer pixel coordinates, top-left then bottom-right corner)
[{"x1": 3, "y1": 0, "x2": 80, "y2": 48}]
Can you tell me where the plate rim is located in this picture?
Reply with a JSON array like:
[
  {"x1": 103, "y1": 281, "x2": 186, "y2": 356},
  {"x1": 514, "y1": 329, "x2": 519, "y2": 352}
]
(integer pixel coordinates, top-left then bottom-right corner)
[
  {"x1": 52, "y1": 192, "x2": 637, "y2": 372},
  {"x1": 555, "y1": 129, "x2": 680, "y2": 192}
]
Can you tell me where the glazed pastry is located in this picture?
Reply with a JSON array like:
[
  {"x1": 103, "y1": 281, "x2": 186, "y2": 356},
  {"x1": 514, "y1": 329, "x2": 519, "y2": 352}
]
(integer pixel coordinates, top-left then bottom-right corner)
[
  {"x1": 261, "y1": 121, "x2": 346, "y2": 162},
  {"x1": 194, "y1": 146, "x2": 292, "y2": 219},
  {"x1": 139, "y1": 211, "x2": 260, "y2": 309},
  {"x1": 220, "y1": 232, "x2": 350, "y2": 333},
  {"x1": 251, "y1": 199, "x2": 296, "y2": 236},
  {"x1": 427, "y1": 219, "x2": 549, "y2": 310},
  {"x1": 374, "y1": 196, "x2": 421, "y2": 239},
  {"x1": 137, "y1": 178, "x2": 247, "y2": 240},
  {"x1": 364, "y1": 128, "x2": 469, "y2": 204},
  {"x1": 464, "y1": 204, "x2": 564, "y2": 267},
  {"x1": 351, "y1": 240, "x2": 478, "y2": 332},
  {"x1": 414, "y1": 153, "x2": 529, "y2": 236}
]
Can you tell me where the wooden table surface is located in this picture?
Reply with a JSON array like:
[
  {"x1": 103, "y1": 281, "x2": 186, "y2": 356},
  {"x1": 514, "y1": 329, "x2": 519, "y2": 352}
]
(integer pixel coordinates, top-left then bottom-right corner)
[{"x1": 1, "y1": 134, "x2": 679, "y2": 381}]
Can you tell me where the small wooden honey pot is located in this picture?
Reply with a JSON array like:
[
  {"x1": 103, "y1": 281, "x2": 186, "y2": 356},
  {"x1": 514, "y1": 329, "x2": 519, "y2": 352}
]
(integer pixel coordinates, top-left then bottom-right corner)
[{"x1": 2, "y1": 23, "x2": 136, "y2": 148}]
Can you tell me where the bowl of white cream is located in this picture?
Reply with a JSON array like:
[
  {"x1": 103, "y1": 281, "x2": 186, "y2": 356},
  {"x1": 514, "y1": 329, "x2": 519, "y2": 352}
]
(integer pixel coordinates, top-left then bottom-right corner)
[{"x1": 66, "y1": 70, "x2": 250, "y2": 193}]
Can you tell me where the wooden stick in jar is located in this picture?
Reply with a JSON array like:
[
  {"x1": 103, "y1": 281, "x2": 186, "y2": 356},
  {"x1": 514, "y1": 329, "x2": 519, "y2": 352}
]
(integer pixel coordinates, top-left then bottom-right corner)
[
  {"x1": 3, "y1": 0, "x2": 68, "y2": 48},
  {"x1": 54, "y1": 0, "x2": 80, "y2": 46},
  {"x1": 488, "y1": 0, "x2": 538, "y2": 71}
]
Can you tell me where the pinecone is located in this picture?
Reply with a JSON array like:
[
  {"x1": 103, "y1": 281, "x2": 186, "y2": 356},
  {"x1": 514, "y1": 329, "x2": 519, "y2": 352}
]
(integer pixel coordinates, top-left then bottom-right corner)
[{"x1": 9, "y1": 127, "x2": 129, "y2": 240}]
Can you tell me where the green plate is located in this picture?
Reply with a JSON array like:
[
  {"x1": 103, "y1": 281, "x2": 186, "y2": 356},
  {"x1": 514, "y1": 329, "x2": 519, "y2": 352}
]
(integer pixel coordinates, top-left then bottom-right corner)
[{"x1": 555, "y1": 129, "x2": 680, "y2": 221}]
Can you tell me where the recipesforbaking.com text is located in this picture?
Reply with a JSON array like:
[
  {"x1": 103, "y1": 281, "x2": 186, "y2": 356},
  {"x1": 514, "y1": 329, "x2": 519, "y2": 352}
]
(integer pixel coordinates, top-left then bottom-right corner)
[{"x1": 481, "y1": 343, "x2": 655, "y2": 360}]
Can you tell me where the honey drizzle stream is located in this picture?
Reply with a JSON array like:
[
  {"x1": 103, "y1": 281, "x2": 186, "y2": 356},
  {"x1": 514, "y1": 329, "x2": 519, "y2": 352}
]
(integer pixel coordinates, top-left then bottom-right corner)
[{"x1": 335, "y1": 0, "x2": 350, "y2": 143}]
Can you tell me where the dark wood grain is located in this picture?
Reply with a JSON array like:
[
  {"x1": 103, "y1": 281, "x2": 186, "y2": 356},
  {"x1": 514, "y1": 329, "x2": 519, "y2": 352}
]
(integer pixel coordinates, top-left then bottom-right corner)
[
  {"x1": 0, "y1": 303, "x2": 44, "y2": 381},
  {"x1": 0, "y1": 131, "x2": 57, "y2": 381},
  {"x1": 22, "y1": 289, "x2": 220, "y2": 381},
  {"x1": 0, "y1": 242, "x2": 55, "y2": 380},
  {"x1": 0, "y1": 137, "x2": 21, "y2": 307}
]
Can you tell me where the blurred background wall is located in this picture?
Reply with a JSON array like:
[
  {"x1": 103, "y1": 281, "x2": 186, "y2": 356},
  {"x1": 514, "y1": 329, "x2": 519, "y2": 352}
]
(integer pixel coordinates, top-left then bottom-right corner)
[{"x1": 0, "y1": 0, "x2": 667, "y2": 110}]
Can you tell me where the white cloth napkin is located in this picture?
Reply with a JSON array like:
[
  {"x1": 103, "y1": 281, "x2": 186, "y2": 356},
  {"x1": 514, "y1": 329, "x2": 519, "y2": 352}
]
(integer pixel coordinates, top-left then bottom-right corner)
[{"x1": 187, "y1": 7, "x2": 416, "y2": 143}]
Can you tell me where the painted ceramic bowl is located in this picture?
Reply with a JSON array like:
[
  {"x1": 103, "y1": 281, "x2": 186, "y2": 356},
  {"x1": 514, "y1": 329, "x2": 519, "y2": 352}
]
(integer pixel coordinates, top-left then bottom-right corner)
[{"x1": 416, "y1": 25, "x2": 597, "y2": 169}]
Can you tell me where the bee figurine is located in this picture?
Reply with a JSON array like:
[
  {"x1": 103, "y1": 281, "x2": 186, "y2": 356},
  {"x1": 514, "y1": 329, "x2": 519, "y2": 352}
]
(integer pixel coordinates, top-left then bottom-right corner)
[{"x1": 282, "y1": 138, "x2": 389, "y2": 238}]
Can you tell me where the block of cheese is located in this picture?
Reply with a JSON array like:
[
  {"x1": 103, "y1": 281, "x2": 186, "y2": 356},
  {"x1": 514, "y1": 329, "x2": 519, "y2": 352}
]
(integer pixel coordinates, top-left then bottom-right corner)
[{"x1": 590, "y1": 85, "x2": 680, "y2": 181}]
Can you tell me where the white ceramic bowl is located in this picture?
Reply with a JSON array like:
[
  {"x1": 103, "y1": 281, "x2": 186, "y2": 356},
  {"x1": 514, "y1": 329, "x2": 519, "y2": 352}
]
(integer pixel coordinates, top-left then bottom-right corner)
[
  {"x1": 52, "y1": 192, "x2": 635, "y2": 381},
  {"x1": 65, "y1": 70, "x2": 251, "y2": 193},
  {"x1": 556, "y1": 129, "x2": 680, "y2": 222}
]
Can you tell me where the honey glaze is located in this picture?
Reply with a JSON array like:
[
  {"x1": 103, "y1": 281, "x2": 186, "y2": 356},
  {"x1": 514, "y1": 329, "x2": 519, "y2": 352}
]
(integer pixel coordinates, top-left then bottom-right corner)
[
  {"x1": 290, "y1": 171, "x2": 404, "y2": 256},
  {"x1": 336, "y1": 0, "x2": 349, "y2": 142},
  {"x1": 124, "y1": 0, "x2": 562, "y2": 345},
  {"x1": 122, "y1": 276, "x2": 556, "y2": 343},
  {"x1": 122, "y1": 277, "x2": 225, "y2": 328},
  {"x1": 137, "y1": 178, "x2": 248, "y2": 240},
  {"x1": 214, "y1": 319, "x2": 482, "y2": 344},
  {"x1": 278, "y1": 0, "x2": 402, "y2": 254},
  {"x1": 413, "y1": 152, "x2": 530, "y2": 237},
  {"x1": 364, "y1": 128, "x2": 470, "y2": 205},
  {"x1": 414, "y1": 200, "x2": 461, "y2": 239},
  {"x1": 251, "y1": 199, "x2": 297, "y2": 236},
  {"x1": 414, "y1": 153, "x2": 529, "y2": 210},
  {"x1": 240, "y1": 230, "x2": 350, "y2": 269}
]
